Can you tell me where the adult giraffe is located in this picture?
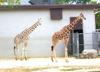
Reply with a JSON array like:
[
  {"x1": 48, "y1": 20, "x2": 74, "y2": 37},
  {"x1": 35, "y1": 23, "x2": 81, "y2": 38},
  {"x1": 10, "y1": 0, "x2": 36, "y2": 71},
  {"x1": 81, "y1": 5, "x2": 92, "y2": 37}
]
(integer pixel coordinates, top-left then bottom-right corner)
[
  {"x1": 14, "y1": 18, "x2": 41, "y2": 60},
  {"x1": 51, "y1": 13, "x2": 86, "y2": 62}
]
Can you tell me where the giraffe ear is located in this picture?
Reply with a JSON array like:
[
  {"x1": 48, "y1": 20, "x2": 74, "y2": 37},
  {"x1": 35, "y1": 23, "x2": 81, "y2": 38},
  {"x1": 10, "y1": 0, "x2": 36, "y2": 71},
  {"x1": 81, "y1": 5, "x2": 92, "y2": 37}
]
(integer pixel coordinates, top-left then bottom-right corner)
[
  {"x1": 80, "y1": 9, "x2": 83, "y2": 13},
  {"x1": 80, "y1": 9, "x2": 84, "y2": 16},
  {"x1": 79, "y1": 9, "x2": 84, "y2": 16},
  {"x1": 80, "y1": 12, "x2": 83, "y2": 16}
]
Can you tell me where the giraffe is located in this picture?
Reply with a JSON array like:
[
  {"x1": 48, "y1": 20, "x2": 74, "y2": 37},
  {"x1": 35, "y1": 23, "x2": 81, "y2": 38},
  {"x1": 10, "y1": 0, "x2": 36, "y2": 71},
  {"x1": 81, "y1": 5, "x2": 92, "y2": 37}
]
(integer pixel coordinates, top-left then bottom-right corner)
[
  {"x1": 14, "y1": 18, "x2": 41, "y2": 60},
  {"x1": 51, "y1": 13, "x2": 86, "y2": 62}
]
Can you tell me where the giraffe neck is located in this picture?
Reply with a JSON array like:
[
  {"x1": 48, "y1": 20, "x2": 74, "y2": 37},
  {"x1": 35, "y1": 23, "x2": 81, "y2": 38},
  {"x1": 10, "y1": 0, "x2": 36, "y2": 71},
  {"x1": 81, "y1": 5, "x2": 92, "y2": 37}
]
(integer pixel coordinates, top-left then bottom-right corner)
[
  {"x1": 67, "y1": 16, "x2": 81, "y2": 31},
  {"x1": 21, "y1": 21, "x2": 41, "y2": 36}
]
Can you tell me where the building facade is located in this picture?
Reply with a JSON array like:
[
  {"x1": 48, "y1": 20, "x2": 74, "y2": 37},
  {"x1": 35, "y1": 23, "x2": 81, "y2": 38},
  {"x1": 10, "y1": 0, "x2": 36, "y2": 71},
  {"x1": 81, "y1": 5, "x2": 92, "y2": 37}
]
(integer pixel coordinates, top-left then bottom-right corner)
[{"x1": 0, "y1": 4, "x2": 100, "y2": 58}]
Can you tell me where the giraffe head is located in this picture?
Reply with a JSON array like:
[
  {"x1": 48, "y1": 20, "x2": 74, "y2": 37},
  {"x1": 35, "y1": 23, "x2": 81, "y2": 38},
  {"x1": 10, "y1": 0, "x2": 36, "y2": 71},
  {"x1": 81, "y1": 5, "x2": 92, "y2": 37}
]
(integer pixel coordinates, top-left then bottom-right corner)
[{"x1": 79, "y1": 12, "x2": 86, "y2": 20}]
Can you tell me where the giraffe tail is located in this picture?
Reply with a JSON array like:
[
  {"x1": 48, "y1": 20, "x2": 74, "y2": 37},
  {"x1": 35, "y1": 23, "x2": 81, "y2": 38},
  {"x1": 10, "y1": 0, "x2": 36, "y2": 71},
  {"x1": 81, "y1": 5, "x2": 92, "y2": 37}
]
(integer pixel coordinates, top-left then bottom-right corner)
[
  {"x1": 51, "y1": 45, "x2": 54, "y2": 51},
  {"x1": 14, "y1": 46, "x2": 16, "y2": 55},
  {"x1": 14, "y1": 46, "x2": 17, "y2": 60},
  {"x1": 51, "y1": 45, "x2": 54, "y2": 62}
]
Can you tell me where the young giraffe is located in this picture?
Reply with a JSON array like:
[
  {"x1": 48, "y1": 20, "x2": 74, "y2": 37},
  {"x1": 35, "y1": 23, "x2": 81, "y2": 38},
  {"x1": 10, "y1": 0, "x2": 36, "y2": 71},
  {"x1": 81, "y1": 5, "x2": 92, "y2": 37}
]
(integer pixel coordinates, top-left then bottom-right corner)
[
  {"x1": 51, "y1": 13, "x2": 86, "y2": 62},
  {"x1": 14, "y1": 18, "x2": 41, "y2": 60}
]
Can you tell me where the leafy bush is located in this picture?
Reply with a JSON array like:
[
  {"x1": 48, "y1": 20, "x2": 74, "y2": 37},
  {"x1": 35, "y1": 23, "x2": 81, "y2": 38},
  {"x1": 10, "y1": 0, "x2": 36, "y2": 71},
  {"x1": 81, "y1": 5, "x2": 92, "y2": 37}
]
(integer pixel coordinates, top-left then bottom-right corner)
[{"x1": 96, "y1": 13, "x2": 100, "y2": 29}]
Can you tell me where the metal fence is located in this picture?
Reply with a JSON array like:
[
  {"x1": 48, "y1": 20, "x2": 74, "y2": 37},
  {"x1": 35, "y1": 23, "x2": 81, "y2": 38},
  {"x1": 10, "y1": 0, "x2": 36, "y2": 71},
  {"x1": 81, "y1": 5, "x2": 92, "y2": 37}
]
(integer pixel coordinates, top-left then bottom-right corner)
[{"x1": 68, "y1": 32, "x2": 100, "y2": 57}]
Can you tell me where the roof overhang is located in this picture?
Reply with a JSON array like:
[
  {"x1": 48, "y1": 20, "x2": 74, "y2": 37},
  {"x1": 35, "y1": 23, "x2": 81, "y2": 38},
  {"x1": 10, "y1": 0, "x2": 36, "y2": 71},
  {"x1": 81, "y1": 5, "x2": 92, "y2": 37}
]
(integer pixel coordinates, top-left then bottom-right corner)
[{"x1": 0, "y1": 4, "x2": 100, "y2": 10}]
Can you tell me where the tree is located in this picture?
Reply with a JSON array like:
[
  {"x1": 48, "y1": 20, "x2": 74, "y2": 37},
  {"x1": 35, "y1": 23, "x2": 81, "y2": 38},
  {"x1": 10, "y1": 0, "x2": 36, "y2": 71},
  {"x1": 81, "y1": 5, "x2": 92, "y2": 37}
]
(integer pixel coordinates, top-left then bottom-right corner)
[
  {"x1": 56, "y1": 0, "x2": 70, "y2": 4},
  {"x1": 75, "y1": 0, "x2": 91, "y2": 4},
  {"x1": 96, "y1": 13, "x2": 100, "y2": 29},
  {"x1": 0, "y1": 0, "x2": 20, "y2": 5},
  {"x1": 8, "y1": 0, "x2": 20, "y2": 5},
  {"x1": 0, "y1": 0, "x2": 3, "y2": 5},
  {"x1": 91, "y1": 0, "x2": 97, "y2": 4},
  {"x1": 55, "y1": 0, "x2": 94, "y2": 4}
]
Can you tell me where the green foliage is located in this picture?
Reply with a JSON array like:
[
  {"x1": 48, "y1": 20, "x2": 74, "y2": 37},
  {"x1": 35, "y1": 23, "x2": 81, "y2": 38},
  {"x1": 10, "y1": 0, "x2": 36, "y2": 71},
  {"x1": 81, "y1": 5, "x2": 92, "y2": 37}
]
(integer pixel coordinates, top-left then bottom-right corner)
[
  {"x1": 56, "y1": 0, "x2": 70, "y2": 4},
  {"x1": 96, "y1": 23, "x2": 100, "y2": 29},
  {"x1": 8, "y1": 0, "x2": 14, "y2": 5},
  {"x1": 91, "y1": 0, "x2": 97, "y2": 4},
  {"x1": 8, "y1": 0, "x2": 20, "y2": 5},
  {"x1": 96, "y1": 13, "x2": 100, "y2": 29},
  {"x1": 16, "y1": 0, "x2": 20, "y2": 5},
  {"x1": 69, "y1": 0, "x2": 91, "y2": 4},
  {"x1": 0, "y1": 0, "x2": 20, "y2": 5},
  {"x1": 0, "y1": 0, "x2": 3, "y2": 5},
  {"x1": 55, "y1": 0, "x2": 95, "y2": 4}
]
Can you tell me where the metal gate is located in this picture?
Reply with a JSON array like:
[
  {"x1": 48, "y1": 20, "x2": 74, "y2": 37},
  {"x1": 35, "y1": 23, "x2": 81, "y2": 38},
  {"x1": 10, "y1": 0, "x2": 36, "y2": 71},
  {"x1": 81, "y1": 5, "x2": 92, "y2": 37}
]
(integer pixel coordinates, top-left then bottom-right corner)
[
  {"x1": 68, "y1": 32, "x2": 84, "y2": 57},
  {"x1": 69, "y1": 31, "x2": 100, "y2": 57}
]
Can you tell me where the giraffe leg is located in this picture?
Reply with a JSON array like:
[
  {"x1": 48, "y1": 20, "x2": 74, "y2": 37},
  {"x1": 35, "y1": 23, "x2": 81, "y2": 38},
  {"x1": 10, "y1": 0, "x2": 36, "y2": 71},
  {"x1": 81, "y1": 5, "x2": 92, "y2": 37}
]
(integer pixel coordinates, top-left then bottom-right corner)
[
  {"x1": 51, "y1": 34, "x2": 58, "y2": 62},
  {"x1": 21, "y1": 43, "x2": 27, "y2": 60},
  {"x1": 20, "y1": 40, "x2": 28, "y2": 60},
  {"x1": 51, "y1": 40, "x2": 58, "y2": 62},
  {"x1": 14, "y1": 46, "x2": 17, "y2": 60},
  {"x1": 14, "y1": 44, "x2": 18, "y2": 60},
  {"x1": 53, "y1": 48, "x2": 57, "y2": 62},
  {"x1": 21, "y1": 43, "x2": 24, "y2": 60},
  {"x1": 64, "y1": 46, "x2": 68, "y2": 62},
  {"x1": 51, "y1": 45, "x2": 57, "y2": 62},
  {"x1": 22, "y1": 47, "x2": 27, "y2": 60},
  {"x1": 64, "y1": 38, "x2": 69, "y2": 62},
  {"x1": 24, "y1": 41, "x2": 28, "y2": 60},
  {"x1": 51, "y1": 45, "x2": 54, "y2": 62}
]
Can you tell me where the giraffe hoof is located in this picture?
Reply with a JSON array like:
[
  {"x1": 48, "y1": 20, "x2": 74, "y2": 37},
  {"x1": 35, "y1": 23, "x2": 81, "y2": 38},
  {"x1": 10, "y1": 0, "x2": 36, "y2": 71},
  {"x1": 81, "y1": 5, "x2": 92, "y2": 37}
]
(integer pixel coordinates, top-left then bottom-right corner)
[
  {"x1": 20, "y1": 58, "x2": 23, "y2": 61},
  {"x1": 15, "y1": 59, "x2": 17, "y2": 60},
  {"x1": 55, "y1": 60, "x2": 58, "y2": 62},
  {"x1": 25, "y1": 57, "x2": 27, "y2": 60},
  {"x1": 15, "y1": 58, "x2": 18, "y2": 60},
  {"x1": 51, "y1": 56, "x2": 54, "y2": 62},
  {"x1": 65, "y1": 60, "x2": 69, "y2": 62},
  {"x1": 51, "y1": 59, "x2": 54, "y2": 62}
]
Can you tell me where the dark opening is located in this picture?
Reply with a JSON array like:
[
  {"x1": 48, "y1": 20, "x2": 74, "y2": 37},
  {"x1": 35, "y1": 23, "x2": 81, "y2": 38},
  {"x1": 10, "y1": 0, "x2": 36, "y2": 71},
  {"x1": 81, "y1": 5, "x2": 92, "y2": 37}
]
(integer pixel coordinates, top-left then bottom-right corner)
[
  {"x1": 68, "y1": 17, "x2": 84, "y2": 56},
  {"x1": 74, "y1": 30, "x2": 84, "y2": 54},
  {"x1": 50, "y1": 8, "x2": 62, "y2": 20}
]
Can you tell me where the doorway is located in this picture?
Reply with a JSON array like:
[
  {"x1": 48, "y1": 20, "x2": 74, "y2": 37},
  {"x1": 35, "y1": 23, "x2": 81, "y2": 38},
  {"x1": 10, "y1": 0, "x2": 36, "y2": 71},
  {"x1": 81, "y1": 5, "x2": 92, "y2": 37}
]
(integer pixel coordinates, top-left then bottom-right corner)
[{"x1": 68, "y1": 17, "x2": 84, "y2": 56}]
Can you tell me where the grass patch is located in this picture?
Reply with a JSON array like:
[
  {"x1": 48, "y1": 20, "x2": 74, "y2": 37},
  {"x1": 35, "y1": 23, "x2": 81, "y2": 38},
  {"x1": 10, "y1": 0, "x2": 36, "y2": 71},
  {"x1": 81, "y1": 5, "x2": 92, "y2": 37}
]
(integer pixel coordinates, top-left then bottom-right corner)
[
  {"x1": 0, "y1": 68, "x2": 32, "y2": 72},
  {"x1": 0, "y1": 66, "x2": 58, "y2": 72},
  {"x1": 60, "y1": 66, "x2": 100, "y2": 72},
  {"x1": 0, "y1": 66, "x2": 100, "y2": 72},
  {"x1": 60, "y1": 66, "x2": 82, "y2": 71}
]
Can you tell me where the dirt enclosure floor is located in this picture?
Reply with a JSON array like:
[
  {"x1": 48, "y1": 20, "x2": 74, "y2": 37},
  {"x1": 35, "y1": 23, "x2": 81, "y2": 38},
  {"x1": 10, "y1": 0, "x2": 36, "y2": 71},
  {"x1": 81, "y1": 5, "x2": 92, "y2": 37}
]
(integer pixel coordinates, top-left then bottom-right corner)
[{"x1": 0, "y1": 58, "x2": 100, "y2": 72}]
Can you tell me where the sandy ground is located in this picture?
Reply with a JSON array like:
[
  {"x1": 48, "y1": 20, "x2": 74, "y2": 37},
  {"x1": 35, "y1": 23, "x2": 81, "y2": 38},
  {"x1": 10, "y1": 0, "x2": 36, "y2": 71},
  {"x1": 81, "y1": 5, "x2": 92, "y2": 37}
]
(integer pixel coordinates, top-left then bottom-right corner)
[
  {"x1": 0, "y1": 58, "x2": 100, "y2": 72},
  {"x1": 0, "y1": 58, "x2": 100, "y2": 68}
]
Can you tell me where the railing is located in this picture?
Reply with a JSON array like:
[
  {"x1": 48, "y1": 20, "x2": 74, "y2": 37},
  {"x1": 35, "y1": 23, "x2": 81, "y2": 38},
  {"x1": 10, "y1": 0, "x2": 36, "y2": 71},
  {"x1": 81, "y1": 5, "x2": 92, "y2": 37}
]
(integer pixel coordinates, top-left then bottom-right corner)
[{"x1": 68, "y1": 32, "x2": 100, "y2": 57}]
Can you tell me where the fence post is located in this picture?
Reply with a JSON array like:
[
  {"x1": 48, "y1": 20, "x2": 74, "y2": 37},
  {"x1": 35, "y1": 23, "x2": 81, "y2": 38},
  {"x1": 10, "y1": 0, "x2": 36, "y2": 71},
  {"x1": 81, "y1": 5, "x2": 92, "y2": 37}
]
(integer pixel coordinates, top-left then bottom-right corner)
[
  {"x1": 72, "y1": 32, "x2": 79, "y2": 57},
  {"x1": 97, "y1": 32, "x2": 100, "y2": 55},
  {"x1": 72, "y1": 32, "x2": 76, "y2": 56},
  {"x1": 76, "y1": 32, "x2": 79, "y2": 58}
]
